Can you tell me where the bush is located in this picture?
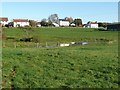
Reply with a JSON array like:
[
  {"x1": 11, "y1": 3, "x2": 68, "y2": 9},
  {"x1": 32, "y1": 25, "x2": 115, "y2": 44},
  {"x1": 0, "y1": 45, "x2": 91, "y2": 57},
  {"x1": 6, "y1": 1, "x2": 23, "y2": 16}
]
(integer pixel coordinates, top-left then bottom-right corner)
[
  {"x1": 6, "y1": 36, "x2": 15, "y2": 40},
  {"x1": 19, "y1": 37, "x2": 33, "y2": 42},
  {"x1": 97, "y1": 27, "x2": 107, "y2": 31}
]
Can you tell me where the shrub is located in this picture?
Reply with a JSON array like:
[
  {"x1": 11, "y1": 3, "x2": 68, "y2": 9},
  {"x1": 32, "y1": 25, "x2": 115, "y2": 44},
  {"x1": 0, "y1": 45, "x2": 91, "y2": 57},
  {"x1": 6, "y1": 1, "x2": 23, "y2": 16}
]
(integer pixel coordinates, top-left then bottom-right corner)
[
  {"x1": 6, "y1": 36, "x2": 15, "y2": 40},
  {"x1": 19, "y1": 37, "x2": 33, "y2": 42},
  {"x1": 97, "y1": 27, "x2": 107, "y2": 31}
]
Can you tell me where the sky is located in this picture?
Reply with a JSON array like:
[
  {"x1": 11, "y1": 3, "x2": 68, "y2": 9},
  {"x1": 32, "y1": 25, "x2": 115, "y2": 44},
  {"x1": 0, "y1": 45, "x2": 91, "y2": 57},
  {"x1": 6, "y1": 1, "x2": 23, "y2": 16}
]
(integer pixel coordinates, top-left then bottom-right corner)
[
  {"x1": 118, "y1": 2, "x2": 120, "y2": 22},
  {"x1": 1, "y1": 2, "x2": 118, "y2": 24}
]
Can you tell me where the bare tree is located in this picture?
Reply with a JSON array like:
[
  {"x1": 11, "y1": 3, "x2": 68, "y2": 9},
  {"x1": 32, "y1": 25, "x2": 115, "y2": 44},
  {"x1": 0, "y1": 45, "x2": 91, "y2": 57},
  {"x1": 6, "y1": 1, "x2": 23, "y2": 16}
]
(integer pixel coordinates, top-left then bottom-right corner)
[
  {"x1": 29, "y1": 20, "x2": 37, "y2": 27},
  {"x1": 65, "y1": 17, "x2": 73, "y2": 24},
  {"x1": 48, "y1": 14, "x2": 59, "y2": 24}
]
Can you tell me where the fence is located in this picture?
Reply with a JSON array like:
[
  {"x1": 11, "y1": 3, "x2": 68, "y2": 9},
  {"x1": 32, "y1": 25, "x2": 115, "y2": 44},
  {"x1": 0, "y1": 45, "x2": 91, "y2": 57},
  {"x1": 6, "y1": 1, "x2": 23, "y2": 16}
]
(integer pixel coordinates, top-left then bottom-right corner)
[
  {"x1": 2, "y1": 41, "x2": 106, "y2": 48},
  {"x1": 2, "y1": 41, "x2": 61, "y2": 48}
]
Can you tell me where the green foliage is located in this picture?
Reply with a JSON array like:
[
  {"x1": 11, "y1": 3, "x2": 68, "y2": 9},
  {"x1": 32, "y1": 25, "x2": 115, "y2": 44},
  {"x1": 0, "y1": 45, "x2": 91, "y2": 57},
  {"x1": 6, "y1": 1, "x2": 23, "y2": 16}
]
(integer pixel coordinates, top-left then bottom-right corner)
[
  {"x1": 98, "y1": 22, "x2": 109, "y2": 28},
  {"x1": 74, "y1": 18, "x2": 82, "y2": 27},
  {"x1": 40, "y1": 21, "x2": 53, "y2": 27}
]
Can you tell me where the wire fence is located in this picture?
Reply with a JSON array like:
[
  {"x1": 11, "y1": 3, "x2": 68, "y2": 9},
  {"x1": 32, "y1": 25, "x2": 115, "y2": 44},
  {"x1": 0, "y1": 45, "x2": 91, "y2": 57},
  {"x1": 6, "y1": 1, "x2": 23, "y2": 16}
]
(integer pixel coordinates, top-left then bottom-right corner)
[
  {"x1": 2, "y1": 41, "x2": 62, "y2": 48},
  {"x1": 2, "y1": 40, "x2": 113, "y2": 48}
]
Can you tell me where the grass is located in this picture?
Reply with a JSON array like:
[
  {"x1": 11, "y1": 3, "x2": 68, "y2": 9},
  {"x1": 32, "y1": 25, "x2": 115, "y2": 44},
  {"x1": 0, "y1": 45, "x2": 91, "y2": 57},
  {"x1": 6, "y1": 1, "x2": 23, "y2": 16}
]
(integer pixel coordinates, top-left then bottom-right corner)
[
  {"x1": 4, "y1": 27, "x2": 118, "y2": 43},
  {"x1": 2, "y1": 27, "x2": 119, "y2": 88}
]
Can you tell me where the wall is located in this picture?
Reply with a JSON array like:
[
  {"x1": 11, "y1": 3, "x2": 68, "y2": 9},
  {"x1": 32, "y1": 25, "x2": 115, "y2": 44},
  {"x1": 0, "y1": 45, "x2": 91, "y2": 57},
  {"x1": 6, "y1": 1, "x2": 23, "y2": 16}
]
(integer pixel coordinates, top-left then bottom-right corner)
[
  {"x1": 14, "y1": 22, "x2": 29, "y2": 27},
  {"x1": 60, "y1": 21, "x2": 69, "y2": 27},
  {"x1": 90, "y1": 24, "x2": 98, "y2": 28},
  {"x1": 0, "y1": 21, "x2": 8, "y2": 26}
]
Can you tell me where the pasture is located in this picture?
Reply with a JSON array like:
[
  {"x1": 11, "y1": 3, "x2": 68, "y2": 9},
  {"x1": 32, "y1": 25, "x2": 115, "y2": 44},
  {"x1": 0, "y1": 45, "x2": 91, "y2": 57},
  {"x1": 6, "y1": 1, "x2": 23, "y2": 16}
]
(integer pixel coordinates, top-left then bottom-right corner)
[{"x1": 2, "y1": 27, "x2": 119, "y2": 88}]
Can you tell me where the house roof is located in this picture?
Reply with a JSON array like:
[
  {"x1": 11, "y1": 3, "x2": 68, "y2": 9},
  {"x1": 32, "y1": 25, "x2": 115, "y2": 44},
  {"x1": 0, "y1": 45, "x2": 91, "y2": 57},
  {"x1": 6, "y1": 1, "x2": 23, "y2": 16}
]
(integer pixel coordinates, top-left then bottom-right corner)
[
  {"x1": 0, "y1": 17, "x2": 8, "y2": 22},
  {"x1": 87, "y1": 21, "x2": 97, "y2": 24},
  {"x1": 91, "y1": 22, "x2": 97, "y2": 24},
  {"x1": 59, "y1": 19, "x2": 68, "y2": 21},
  {"x1": 13, "y1": 19, "x2": 29, "y2": 22}
]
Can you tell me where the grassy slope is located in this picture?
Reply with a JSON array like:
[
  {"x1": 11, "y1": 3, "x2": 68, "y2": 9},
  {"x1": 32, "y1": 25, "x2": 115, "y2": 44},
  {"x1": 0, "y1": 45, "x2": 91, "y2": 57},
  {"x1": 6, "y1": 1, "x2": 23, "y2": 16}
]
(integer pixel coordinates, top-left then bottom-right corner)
[
  {"x1": 4, "y1": 27, "x2": 118, "y2": 42},
  {"x1": 2, "y1": 27, "x2": 119, "y2": 88}
]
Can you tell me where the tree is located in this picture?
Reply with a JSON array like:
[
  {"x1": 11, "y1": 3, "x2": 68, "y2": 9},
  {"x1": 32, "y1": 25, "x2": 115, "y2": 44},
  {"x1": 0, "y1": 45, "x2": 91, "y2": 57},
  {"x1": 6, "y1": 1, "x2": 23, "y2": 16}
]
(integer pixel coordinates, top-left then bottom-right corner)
[
  {"x1": 98, "y1": 22, "x2": 109, "y2": 28},
  {"x1": 41, "y1": 18, "x2": 53, "y2": 26},
  {"x1": 65, "y1": 17, "x2": 73, "y2": 24},
  {"x1": 40, "y1": 18, "x2": 48, "y2": 26},
  {"x1": 41, "y1": 18, "x2": 47, "y2": 22},
  {"x1": 74, "y1": 18, "x2": 82, "y2": 27},
  {"x1": 48, "y1": 14, "x2": 59, "y2": 24},
  {"x1": 29, "y1": 20, "x2": 37, "y2": 27},
  {"x1": 47, "y1": 21, "x2": 53, "y2": 26}
]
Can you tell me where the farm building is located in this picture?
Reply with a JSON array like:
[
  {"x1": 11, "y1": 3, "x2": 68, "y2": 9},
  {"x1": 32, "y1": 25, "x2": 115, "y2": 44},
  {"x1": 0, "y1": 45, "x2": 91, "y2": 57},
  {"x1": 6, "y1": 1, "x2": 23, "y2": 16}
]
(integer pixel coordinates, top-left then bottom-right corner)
[
  {"x1": 13, "y1": 19, "x2": 29, "y2": 27},
  {"x1": 85, "y1": 21, "x2": 98, "y2": 28},
  {"x1": 107, "y1": 23, "x2": 120, "y2": 31},
  {"x1": 0, "y1": 17, "x2": 8, "y2": 26},
  {"x1": 59, "y1": 19, "x2": 70, "y2": 27}
]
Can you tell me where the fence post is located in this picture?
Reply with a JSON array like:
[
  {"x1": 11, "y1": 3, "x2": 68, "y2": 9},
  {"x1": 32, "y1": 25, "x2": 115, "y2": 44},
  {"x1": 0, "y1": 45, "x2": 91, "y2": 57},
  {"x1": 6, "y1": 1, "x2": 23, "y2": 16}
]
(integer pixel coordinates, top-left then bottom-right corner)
[
  {"x1": 36, "y1": 43, "x2": 39, "y2": 48},
  {"x1": 57, "y1": 41, "x2": 59, "y2": 47},
  {"x1": 46, "y1": 42, "x2": 47, "y2": 47},
  {"x1": 27, "y1": 42, "x2": 29, "y2": 47},
  {"x1": 3, "y1": 42, "x2": 5, "y2": 48},
  {"x1": 14, "y1": 42, "x2": 17, "y2": 48}
]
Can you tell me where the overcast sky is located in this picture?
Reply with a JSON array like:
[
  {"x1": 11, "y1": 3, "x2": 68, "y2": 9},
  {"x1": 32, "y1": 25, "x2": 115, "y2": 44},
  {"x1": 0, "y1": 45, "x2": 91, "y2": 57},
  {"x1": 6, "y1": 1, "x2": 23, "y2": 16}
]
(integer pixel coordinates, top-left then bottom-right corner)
[{"x1": 1, "y1": 2, "x2": 118, "y2": 23}]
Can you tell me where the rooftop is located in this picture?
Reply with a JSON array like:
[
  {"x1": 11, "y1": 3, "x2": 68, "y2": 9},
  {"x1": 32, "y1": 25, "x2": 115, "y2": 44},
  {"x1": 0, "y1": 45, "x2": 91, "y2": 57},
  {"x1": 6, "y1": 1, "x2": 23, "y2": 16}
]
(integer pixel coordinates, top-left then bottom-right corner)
[
  {"x1": 13, "y1": 19, "x2": 29, "y2": 22},
  {"x1": 0, "y1": 17, "x2": 8, "y2": 22}
]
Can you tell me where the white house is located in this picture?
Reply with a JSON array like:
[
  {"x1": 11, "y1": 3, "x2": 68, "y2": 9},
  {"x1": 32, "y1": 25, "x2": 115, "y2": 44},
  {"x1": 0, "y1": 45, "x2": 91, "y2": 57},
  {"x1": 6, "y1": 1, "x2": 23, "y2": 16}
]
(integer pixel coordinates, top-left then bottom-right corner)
[
  {"x1": 13, "y1": 19, "x2": 29, "y2": 27},
  {"x1": 59, "y1": 19, "x2": 70, "y2": 27},
  {"x1": 0, "y1": 17, "x2": 8, "y2": 26},
  {"x1": 85, "y1": 21, "x2": 98, "y2": 28}
]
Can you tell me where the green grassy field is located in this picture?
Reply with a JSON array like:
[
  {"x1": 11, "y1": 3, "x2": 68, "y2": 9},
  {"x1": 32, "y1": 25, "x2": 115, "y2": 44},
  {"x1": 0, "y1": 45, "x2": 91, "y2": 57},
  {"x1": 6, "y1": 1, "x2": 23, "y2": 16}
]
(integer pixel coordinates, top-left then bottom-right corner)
[
  {"x1": 2, "y1": 27, "x2": 119, "y2": 88},
  {"x1": 3, "y1": 27, "x2": 118, "y2": 43}
]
